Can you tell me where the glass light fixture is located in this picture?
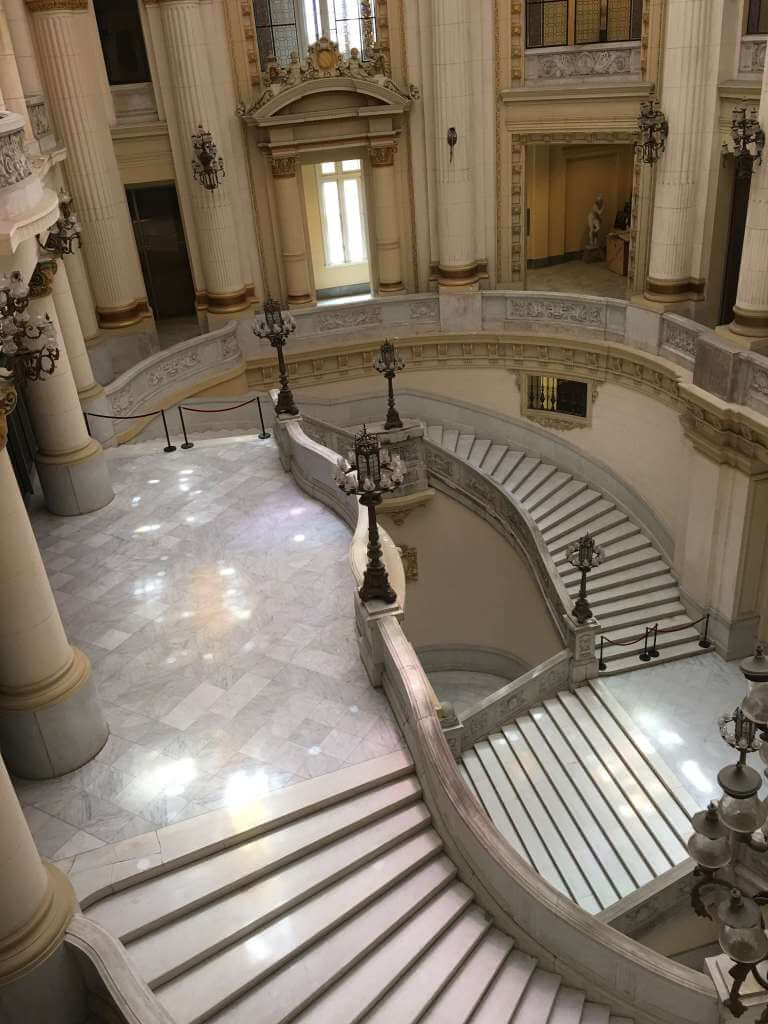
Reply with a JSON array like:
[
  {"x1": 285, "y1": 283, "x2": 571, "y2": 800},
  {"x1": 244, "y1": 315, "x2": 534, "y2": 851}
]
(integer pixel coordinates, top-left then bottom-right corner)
[
  {"x1": 192, "y1": 125, "x2": 226, "y2": 191},
  {"x1": 373, "y1": 339, "x2": 405, "y2": 430},
  {"x1": 40, "y1": 189, "x2": 81, "y2": 257},
  {"x1": 565, "y1": 532, "x2": 604, "y2": 625},
  {"x1": 687, "y1": 803, "x2": 732, "y2": 870},
  {"x1": 252, "y1": 297, "x2": 298, "y2": 416},
  {"x1": 0, "y1": 271, "x2": 59, "y2": 385},
  {"x1": 718, "y1": 890, "x2": 768, "y2": 965}
]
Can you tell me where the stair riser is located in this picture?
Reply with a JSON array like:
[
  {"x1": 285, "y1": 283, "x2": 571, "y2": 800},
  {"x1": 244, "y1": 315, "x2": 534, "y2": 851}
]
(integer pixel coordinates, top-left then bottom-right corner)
[
  {"x1": 588, "y1": 579, "x2": 675, "y2": 609},
  {"x1": 600, "y1": 646, "x2": 713, "y2": 676},
  {"x1": 542, "y1": 504, "x2": 619, "y2": 542},
  {"x1": 530, "y1": 482, "x2": 589, "y2": 522},
  {"x1": 548, "y1": 515, "x2": 632, "y2": 554},
  {"x1": 565, "y1": 565, "x2": 668, "y2": 597},
  {"x1": 536, "y1": 494, "x2": 603, "y2": 533},
  {"x1": 554, "y1": 534, "x2": 649, "y2": 569},
  {"x1": 521, "y1": 475, "x2": 573, "y2": 513},
  {"x1": 558, "y1": 549, "x2": 659, "y2": 585},
  {"x1": 515, "y1": 467, "x2": 558, "y2": 503},
  {"x1": 600, "y1": 633, "x2": 704, "y2": 664}
]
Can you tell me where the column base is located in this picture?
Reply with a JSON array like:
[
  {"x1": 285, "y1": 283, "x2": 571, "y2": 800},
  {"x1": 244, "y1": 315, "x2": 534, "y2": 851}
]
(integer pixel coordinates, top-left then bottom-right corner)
[
  {"x1": 437, "y1": 261, "x2": 482, "y2": 288},
  {"x1": 715, "y1": 321, "x2": 768, "y2": 354},
  {"x1": 0, "y1": 647, "x2": 109, "y2": 780},
  {"x1": 95, "y1": 298, "x2": 152, "y2": 330},
  {"x1": 0, "y1": 866, "x2": 77, "y2": 987},
  {"x1": 36, "y1": 438, "x2": 114, "y2": 516}
]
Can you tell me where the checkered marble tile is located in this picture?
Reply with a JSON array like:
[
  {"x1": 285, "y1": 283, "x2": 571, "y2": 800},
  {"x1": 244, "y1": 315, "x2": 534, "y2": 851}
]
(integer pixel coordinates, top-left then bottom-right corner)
[{"x1": 15, "y1": 436, "x2": 405, "y2": 861}]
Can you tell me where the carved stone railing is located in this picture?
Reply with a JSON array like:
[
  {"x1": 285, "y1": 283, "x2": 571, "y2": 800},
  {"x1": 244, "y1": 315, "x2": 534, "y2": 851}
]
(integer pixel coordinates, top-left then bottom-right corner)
[
  {"x1": 104, "y1": 323, "x2": 243, "y2": 442},
  {"x1": 524, "y1": 42, "x2": 642, "y2": 84},
  {"x1": 739, "y1": 35, "x2": 767, "y2": 77}
]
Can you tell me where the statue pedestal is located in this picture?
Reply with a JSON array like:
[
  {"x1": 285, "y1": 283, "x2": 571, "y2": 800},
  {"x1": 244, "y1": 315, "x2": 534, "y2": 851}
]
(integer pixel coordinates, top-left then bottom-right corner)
[{"x1": 583, "y1": 245, "x2": 605, "y2": 264}]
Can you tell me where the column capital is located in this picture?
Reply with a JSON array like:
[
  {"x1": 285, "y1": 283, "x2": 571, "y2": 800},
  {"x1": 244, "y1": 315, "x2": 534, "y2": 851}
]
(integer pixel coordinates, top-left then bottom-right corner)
[
  {"x1": 369, "y1": 144, "x2": 396, "y2": 167},
  {"x1": 29, "y1": 259, "x2": 58, "y2": 298},
  {"x1": 25, "y1": 0, "x2": 88, "y2": 11},
  {"x1": 271, "y1": 155, "x2": 297, "y2": 178},
  {"x1": 0, "y1": 381, "x2": 17, "y2": 451}
]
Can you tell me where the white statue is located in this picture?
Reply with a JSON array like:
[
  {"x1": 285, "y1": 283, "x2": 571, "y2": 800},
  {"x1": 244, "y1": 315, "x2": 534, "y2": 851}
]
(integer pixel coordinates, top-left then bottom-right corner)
[{"x1": 586, "y1": 193, "x2": 605, "y2": 250}]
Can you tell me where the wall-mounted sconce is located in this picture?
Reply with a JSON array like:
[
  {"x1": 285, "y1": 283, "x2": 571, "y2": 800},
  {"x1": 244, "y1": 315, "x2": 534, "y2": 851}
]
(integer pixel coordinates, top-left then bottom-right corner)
[
  {"x1": 447, "y1": 126, "x2": 457, "y2": 163},
  {"x1": 636, "y1": 99, "x2": 668, "y2": 165},
  {"x1": 192, "y1": 125, "x2": 226, "y2": 191},
  {"x1": 722, "y1": 106, "x2": 765, "y2": 178}
]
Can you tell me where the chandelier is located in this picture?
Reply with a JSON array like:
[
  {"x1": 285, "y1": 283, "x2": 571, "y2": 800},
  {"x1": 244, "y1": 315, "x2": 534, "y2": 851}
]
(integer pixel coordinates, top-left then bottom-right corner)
[
  {"x1": 40, "y1": 188, "x2": 81, "y2": 257},
  {"x1": 192, "y1": 125, "x2": 225, "y2": 191},
  {"x1": 722, "y1": 107, "x2": 765, "y2": 178},
  {"x1": 0, "y1": 271, "x2": 59, "y2": 385},
  {"x1": 636, "y1": 99, "x2": 668, "y2": 165}
]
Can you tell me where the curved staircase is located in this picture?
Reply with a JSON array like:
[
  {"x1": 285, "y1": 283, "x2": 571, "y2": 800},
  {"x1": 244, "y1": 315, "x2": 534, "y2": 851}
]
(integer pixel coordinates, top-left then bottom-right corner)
[
  {"x1": 425, "y1": 424, "x2": 712, "y2": 675},
  {"x1": 81, "y1": 752, "x2": 632, "y2": 1024}
]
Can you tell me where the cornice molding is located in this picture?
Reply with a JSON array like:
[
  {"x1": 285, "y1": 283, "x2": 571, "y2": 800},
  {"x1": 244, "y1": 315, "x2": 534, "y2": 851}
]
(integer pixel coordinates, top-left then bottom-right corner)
[{"x1": 25, "y1": 0, "x2": 87, "y2": 12}]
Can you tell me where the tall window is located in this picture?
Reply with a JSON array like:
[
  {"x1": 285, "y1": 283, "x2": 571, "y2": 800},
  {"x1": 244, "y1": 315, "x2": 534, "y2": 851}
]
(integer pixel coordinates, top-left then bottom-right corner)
[
  {"x1": 93, "y1": 0, "x2": 151, "y2": 85},
  {"x1": 254, "y1": 0, "x2": 376, "y2": 68},
  {"x1": 526, "y1": 0, "x2": 643, "y2": 49},
  {"x1": 318, "y1": 161, "x2": 367, "y2": 266},
  {"x1": 747, "y1": 0, "x2": 768, "y2": 34}
]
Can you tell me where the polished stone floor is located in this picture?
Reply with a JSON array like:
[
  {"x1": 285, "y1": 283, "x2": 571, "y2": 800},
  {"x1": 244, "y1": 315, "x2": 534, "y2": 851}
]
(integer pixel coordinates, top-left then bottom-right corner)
[
  {"x1": 527, "y1": 260, "x2": 629, "y2": 300},
  {"x1": 607, "y1": 653, "x2": 752, "y2": 806},
  {"x1": 17, "y1": 436, "x2": 404, "y2": 862}
]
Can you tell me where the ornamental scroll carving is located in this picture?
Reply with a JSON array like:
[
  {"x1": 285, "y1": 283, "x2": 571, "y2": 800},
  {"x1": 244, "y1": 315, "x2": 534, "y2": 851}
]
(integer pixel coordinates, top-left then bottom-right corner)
[
  {"x1": 409, "y1": 300, "x2": 439, "y2": 322},
  {"x1": 505, "y1": 296, "x2": 605, "y2": 329},
  {"x1": 751, "y1": 367, "x2": 768, "y2": 401},
  {"x1": 369, "y1": 145, "x2": 395, "y2": 167},
  {"x1": 0, "y1": 125, "x2": 31, "y2": 187},
  {"x1": 661, "y1": 320, "x2": 697, "y2": 358},
  {"x1": 0, "y1": 381, "x2": 17, "y2": 451},
  {"x1": 270, "y1": 156, "x2": 296, "y2": 178},
  {"x1": 27, "y1": 100, "x2": 50, "y2": 140},
  {"x1": 525, "y1": 45, "x2": 640, "y2": 81},
  {"x1": 25, "y1": 0, "x2": 87, "y2": 10},
  {"x1": 317, "y1": 305, "x2": 383, "y2": 331},
  {"x1": 739, "y1": 39, "x2": 767, "y2": 76}
]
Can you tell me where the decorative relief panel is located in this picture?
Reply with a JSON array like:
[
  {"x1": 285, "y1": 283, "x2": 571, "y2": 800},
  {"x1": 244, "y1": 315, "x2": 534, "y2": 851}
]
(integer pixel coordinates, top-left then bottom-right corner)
[
  {"x1": 27, "y1": 99, "x2": 50, "y2": 140},
  {"x1": 525, "y1": 44, "x2": 641, "y2": 81},
  {"x1": 0, "y1": 124, "x2": 31, "y2": 186},
  {"x1": 661, "y1": 319, "x2": 697, "y2": 359},
  {"x1": 739, "y1": 38, "x2": 767, "y2": 77},
  {"x1": 317, "y1": 305, "x2": 383, "y2": 331},
  {"x1": 505, "y1": 296, "x2": 606, "y2": 329},
  {"x1": 409, "y1": 299, "x2": 439, "y2": 322}
]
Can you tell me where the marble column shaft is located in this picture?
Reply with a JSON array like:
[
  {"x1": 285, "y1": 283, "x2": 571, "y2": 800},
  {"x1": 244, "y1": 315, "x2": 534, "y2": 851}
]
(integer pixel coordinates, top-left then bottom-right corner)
[
  {"x1": 431, "y1": 0, "x2": 477, "y2": 285},
  {"x1": 25, "y1": 0, "x2": 148, "y2": 327},
  {"x1": 271, "y1": 157, "x2": 313, "y2": 305},
  {"x1": 50, "y1": 256, "x2": 96, "y2": 395},
  {"x1": 5, "y1": 0, "x2": 43, "y2": 102},
  {"x1": 153, "y1": 0, "x2": 247, "y2": 312},
  {"x1": 0, "y1": 0, "x2": 32, "y2": 138},
  {"x1": 370, "y1": 145, "x2": 404, "y2": 292}
]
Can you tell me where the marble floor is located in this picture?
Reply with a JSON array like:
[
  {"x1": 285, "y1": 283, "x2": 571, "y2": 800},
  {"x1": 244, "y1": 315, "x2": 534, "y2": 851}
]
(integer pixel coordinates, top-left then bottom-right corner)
[
  {"x1": 607, "y1": 654, "x2": 752, "y2": 806},
  {"x1": 17, "y1": 435, "x2": 404, "y2": 863},
  {"x1": 527, "y1": 260, "x2": 629, "y2": 300}
]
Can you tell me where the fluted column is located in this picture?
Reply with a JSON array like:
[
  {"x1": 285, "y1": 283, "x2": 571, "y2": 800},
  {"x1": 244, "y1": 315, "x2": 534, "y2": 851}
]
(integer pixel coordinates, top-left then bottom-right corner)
[
  {"x1": 62, "y1": 246, "x2": 99, "y2": 341},
  {"x1": 25, "y1": 0, "x2": 148, "y2": 328},
  {"x1": 150, "y1": 0, "x2": 247, "y2": 313},
  {"x1": 24, "y1": 260, "x2": 113, "y2": 513},
  {"x1": 271, "y1": 156, "x2": 313, "y2": 305},
  {"x1": 0, "y1": 0, "x2": 31, "y2": 139},
  {"x1": 50, "y1": 257, "x2": 95, "y2": 395},
  {"x1": 645, "y1": 0, "x2": 713, "y2": 302},
  {"x1": 432, "y1": 0, "x2": 477, "y2": 287},
  {"x1": 369, "y1": 144, "x2": 404, "y2": 293}
]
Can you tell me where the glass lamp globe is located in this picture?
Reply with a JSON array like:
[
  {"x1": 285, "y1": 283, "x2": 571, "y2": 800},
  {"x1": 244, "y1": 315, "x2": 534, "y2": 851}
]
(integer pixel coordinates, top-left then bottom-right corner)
[
  {"x1": 687, "y1": 803, "x2": 731, "y2": 870},
  {"x1": 718, "y1": 891, "x2": 768, "y2": 964},
  {"x1": 718, "y1": 761, "x2": 765, "y2": 834},
  {"x1": 743, "y1": 681, "x2": 768, "y2": 727}
]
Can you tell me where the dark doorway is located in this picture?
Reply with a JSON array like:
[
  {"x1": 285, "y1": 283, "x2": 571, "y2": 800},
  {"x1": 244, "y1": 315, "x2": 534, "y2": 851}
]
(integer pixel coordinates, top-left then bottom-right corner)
[
  {"x1": 6, "y1": 390, "x2": 38, "y2": 498},
  {"x1": 93, "y1": 0, "x2": 151, "y2": 85},
  {"x1": 720, "y1": 171, "x2": 752, "y2": 325},
  {"x1": 126, "y1": 184, "x2": 196, "y2": 320}
]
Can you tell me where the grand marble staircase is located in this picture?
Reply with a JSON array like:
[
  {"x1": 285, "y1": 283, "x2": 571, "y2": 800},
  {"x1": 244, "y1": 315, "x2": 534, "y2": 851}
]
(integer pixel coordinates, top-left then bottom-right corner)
[
  {"x1": 459, "y1": 680, "x2": 697, "y2": 914},
  {"x1": 82, "y1": 752, "x2": 631, "y2": 1024},
  {"x1": 425, "y1": 424, "x2": 712, "y2": 674}
]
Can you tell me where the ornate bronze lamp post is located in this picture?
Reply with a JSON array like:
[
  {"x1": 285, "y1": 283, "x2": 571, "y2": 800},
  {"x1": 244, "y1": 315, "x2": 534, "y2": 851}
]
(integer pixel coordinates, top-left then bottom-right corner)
[
  {"x1": 335, "y1": 425, "x2": 406, "y2": 604},
  {"x1": 373, "y1": 338, "x2": 405, "y2": 430},
  {"x1": 565, "y1": 532, "x2": 604, "y2": 624},
  {"x1": 253, "y1": 297, "x2": 299, "y2": 416}
]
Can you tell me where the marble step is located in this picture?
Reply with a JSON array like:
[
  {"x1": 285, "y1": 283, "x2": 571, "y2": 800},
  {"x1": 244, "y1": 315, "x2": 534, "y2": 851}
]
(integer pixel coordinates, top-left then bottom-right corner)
[
  {"x1": 599, "y1": 625, "x2": 701, "y2": 663},
  {"x1": 521, "y1": 471, "x2": 572, "y2": 513},
  {"x1": 455, "y1": 434, "x2": 475, "y2": 461},
  {"x1": 559, "y1": 546, "x2": 659, "y2": 584},
  {"x1": 426, "y1": 425, "x2": 444, "y2": 446},
  {"x1": 491, "y1": 449, "x2": 526, "y2": 485},
  {"x1": 505, "y1": 968, "x2": 561, "y2": 1024},
  {"x1": 504, "y1": 456, "x2": 541, "y2": 494},
  {"x1": 588, "y1": 574, "x2": 678, "y2": 610},
  {"x1": 468, "y1": 438, "x2": 492, "y2": 468},
  {"x1": 416, "y1": 929, "x2": 513, "y2": 1024},
  {"x1": 565, "y1": 560, "x2": 670, "y2": 597},
  {"x1": 87, "y1": 775, "x2": 423, "y2": 943},
  {"x1": 596, "y1": 597, "x2": 686, "y2": 631},
  {"x1": 581, "y1": 1004, "x2": 611, "y2": 1024},
  {"x1": 128, "y1": 807, "x2": 436, "y2": 987},
  {"x1": 548, "y1": 511, "x2": 630, "y2": 554},
  {"x1": 514, "y1": 463, "x2": 559, "y2": 503},
  {"x1": 553, "y1": 525, "x2": 646, "y2": 565},
  {"x1": 600, "y1": 640, "x2": 712, "y2": 676},
  {"x1": 157, "y1": 855, "x2": 459, "y2": 1024},
  {"x1": 538, "y1": 494, "x2": 611, "y2": 537},
  {"x1": 530, "y1": 479, "x2": 590, "y2": 524},
  {"x1": 480, "y1": 443, "x2": 508, "y2": 476},
  {"x1": 549, "y1": 987, "x2": 587, "y2": 1024},
  {"x1": 442, "y1": 428, "x2": 459, "y2": 452},
  {"x1": 466, "y1": 949, "x2": 538, "y2": 1024}
]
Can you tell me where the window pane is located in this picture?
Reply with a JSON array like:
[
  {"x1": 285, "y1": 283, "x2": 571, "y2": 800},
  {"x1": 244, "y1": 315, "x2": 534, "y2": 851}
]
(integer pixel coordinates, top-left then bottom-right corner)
[
  {"x1": 93, "y1": 0, "x2": 151, "y2": 85},
  {"x1": 574, "y1": 0, "x2": 601, "y2": 43},
  {"x1": 343, "y1": 178, "x2": 366, "y2": 263},
  {"x1": 322, "y1": 181, "x2": 345, "y2": 264},
  {"x1": 342, "y1": 159, "x2": 361, "y2": 171},
  {"x1": 525, "y1": 0, "x2": 567, "y2": 47},
  {"x1": 320, "y1": 161, "x2": 336, "y2": 174},
  {"x1": 303, "y1": 0, "x2": 321, "y2": 41}
]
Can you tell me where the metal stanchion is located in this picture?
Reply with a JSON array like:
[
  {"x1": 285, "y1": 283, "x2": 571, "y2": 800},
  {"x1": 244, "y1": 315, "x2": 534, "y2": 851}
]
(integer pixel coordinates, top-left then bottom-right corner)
[
  {"x1": 256, "y1": 396, "x2": 271, "y2": 440},
  {"x1": 598, "y1": 635, "x2": 607, "y2": 672},
  {"x1": 639, "y1": 625, "x2": 652, "y2": 662},
  {"x1": 160, "y1": 409, "x2": 176, "y2": 453},
  {"x1": 648, "y1": 622, "x2": 660, "y2": 659},
  {"x1": 83, "y1": 411, "x2": 91, "y2": 436},
  {"x1": 699, "y1": 613, "x2": 713, "y2": 649},
  {"x1": 178, "y1": 407, "x2": 194, "y2": 450}
]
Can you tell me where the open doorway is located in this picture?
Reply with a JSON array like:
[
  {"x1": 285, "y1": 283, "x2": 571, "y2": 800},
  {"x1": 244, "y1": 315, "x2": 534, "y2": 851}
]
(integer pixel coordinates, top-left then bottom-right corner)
[
  {"x1": 525, "y1": 142, "x2": 634, "y2": 299},
  {"x1": 302, "y1": 159, "x2": 371, "y2": 302}
]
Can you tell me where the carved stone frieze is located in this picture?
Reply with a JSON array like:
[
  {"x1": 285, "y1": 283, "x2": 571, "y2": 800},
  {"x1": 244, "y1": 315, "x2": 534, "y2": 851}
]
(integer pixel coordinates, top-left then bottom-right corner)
[
  {"x1": 525, "y1": 411, "x2": 585, "y2": 432},
  {"x1": 0, "y1": 124, "x2": 31, "y2": 187},
  {"x1": 506, "y1": 296, "x2": 605, "y2": 329},
  {"x1": 661, "y1": 319, "x2": 697, "y2": 359},
  {"x1": 25, "y1": 0, "x2": 87, "y2": 10},
  {"x1": 409, "y1": 300, "x2": 439, "y2": 322},
  {"x1": 525, "y1": 45, "x2": 641, "y2": 81},
  {"x1": 739, "y1": 38, "x2": 767, "y2": 77},
  {"x1": 752, "y1": 366, "x2": 768, "y2": 400},
  {"x1": 27, "y1": 99, "x2": 50, "y2": 140},
  {"x1": 317, "y1": 305, "x2": 383, "y2": 331},
  {"x1": 270, "y1": 156, "x2": 296, "y2": 178},
  {"x1": 398, "y1": 544, "x2": 418, "y2": 581},
  {"x1": 369, "y1": 145, "x2": 395, "y2": 167}
]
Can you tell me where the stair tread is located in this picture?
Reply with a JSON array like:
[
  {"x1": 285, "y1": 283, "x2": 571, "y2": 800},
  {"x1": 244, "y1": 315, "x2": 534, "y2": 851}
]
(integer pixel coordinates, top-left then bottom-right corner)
[
  {"x1": 417, "y1": 929, "x2": 514, "y2": 1024},
  {"x1": 442, "y1": 428, "x2": 459, "y2": 453},
  {"x1": 601, "y1": 642, "x2": 712, "y2": 676},
  {"x1": 497, "y1": 724, "x2": 621, "y2": 910},
  {"x1": 581, "y1": 1003, "x2": 611, "y2": 1024},
  {"x1": 549, "y1": 511, "x2": 629, "y2": 553},
  {"x1": 539, "y1": 496, "x2": 612, "y2": 536},
  {"x1": 548, "y1": 986, "x2": 587, "y2": 1024},
  {"x1": 555, "y1": 530, "x2": 646, "y2": 566},
  {"x1": 350, "y1": 905, "x2": 490, "y2": 1024},
  {"x1": 569, "y1": 565, "x2": 673, "y2": 598},
  {"x1": 597, "y1": 614, "x2": 694, "y2": 643},
  {"x1": 514, "y1": 717, "x2": 635, "y2": 901},
  {"x1": 86, "y1": 776, "x2": 422, "y2": 943},
  {"x1": 468, "y1": 950, "x2": 538, "y2": 1024},
  {"x1": 521, "y1": 471, "x2": 572, "y2": 512},
  {"x1": 535, "y1": 487, "x2": 603, "y2": 527},
  {"x1": 515, "y1": 463, "x2": 558, "y2": 502},
  {"x1": 601, "y1": 627, "x2": 701, "y2": 663},
  {"x1": 156, "y1": 852, "x2": 456, "y2": 1024},
  {"x1": 593, "y1": 585, "x2": 680, "y2": 616},
  {"x1": 468, "y1": 439, "x2": 492, "y2": 468},
  {"x1": 509, "y1": 968, "x2": 561, "y2": 1024},
  {"x1": 526, "y1": 710, "x2": 652, "y2": 890},
  {"x1": 486, "y1": 733, "x2": 602, "y2": 912},
  {"x1": 455, "y1": 434, "x2": 475, "y2": 460},
  {"x1": 480, "y1": 444, "x2": 508, "y2": 476},
  {"x1": 504, "y1": 456, "x2": 541, "y2": 493},
  {"x1": 531, "y1": 479, "x2": 588, "y2": 521},
  {"x1": 128, "y1": 806, "x2": 434, "y2": 987},
  {"x1": 555, "y1": 693, "x2": 685, "y2": 869},
  {"x1": 573, "y1": 688, "x2": 692, "y2": 845},
  {"x1": 560, "y1": 548, "x2": 660, "y2": 582},
  {"x1": 461, "y1": 749, "x2": 529, "y2": 861},
  {"x1": 597, "y1": 601, "x2": 686, "y2": 631},
  {"x1": 491, "y1": 450, "x2": 525, "y2": 484}
]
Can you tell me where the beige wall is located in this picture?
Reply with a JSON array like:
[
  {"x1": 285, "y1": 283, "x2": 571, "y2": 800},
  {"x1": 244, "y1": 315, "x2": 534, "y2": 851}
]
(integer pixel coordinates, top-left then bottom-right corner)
[
  {"x1": 301, "y1": 163, "x2": 370, "y2": 292},
  {"x1": 380, "y1": 489, "x2": 562, "y2": 668},
  {"x1": 527, "y1": 144, "x2": 634, "y2": 262}
]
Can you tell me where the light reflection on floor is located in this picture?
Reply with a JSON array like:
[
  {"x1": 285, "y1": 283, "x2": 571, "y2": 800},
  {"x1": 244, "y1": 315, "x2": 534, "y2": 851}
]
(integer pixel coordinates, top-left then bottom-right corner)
[{"x1": 16, "y1": 436, "x2": 404, "y2": 865}]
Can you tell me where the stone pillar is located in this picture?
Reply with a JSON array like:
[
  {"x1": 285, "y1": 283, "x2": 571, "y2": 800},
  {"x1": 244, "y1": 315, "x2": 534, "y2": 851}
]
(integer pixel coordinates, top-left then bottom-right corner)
[
  {"x1": 25, "y1": 0, "x2": 149, "y2": 329},
  {"x1": 0, "y1": 753, "x2": 80, "y2": 1004},
  {"x1": 432, "y1": 0, "x2": 477, "y2": 287},
  {"x1": 150, "y1": 0, "x2": 248, "y2": 315},
  {"x1": 0, "y1": 0, "x2": 32, "y2": 139},
  {"x1": 62, "y1": 246, "x2": 99, "y2": 342},
  {"x1": 24, "y1": 261, "x2": 113, "y2": 514},
  {"x1": 271, "y1": 155, "x2": 313, "y2": 305},
  {"x1": 0, "y1": 392, "x2": 108, "y2": 778},
  {"x1": 369, "y1": 143, "x2": 404, "y2": 293}
]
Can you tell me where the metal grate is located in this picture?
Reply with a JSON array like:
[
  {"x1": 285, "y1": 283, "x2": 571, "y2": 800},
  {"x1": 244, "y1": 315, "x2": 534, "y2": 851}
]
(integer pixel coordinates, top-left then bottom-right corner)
[
  {"x1": 527, "y1": 0, "x2": 642, "y2": 48},
  {"x1": 526, "y1": 0, "x2": 568, "y2": 48},
  {"x1": 253, "y1": 0, "x2": 300, "y2": 68},
  {"x1": 528, "y1": 376, "x2": 588, "y2": 417}
]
